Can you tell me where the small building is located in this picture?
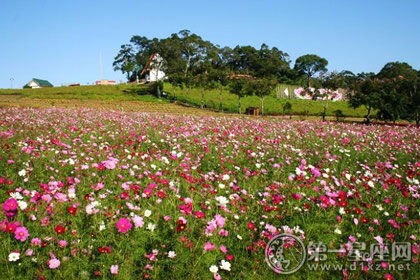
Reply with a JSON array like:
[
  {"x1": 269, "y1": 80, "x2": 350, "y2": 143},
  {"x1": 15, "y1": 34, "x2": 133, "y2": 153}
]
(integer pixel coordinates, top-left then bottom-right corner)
[
  {"x1": 23, "y1": 78, "x2": 53, "y2": 89},
  {"x1": 140, "y1": 53, "x2": 166, "y2": 82},
  {"x1": 245, "y1": 107, "x2": 260, "y2": 116},
  {"x1": 95, "y1": 80, "x2": 116, "y2": 85}
]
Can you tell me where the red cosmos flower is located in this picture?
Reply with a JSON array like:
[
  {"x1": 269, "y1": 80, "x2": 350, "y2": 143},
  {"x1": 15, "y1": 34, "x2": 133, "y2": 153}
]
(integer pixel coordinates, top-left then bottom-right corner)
[
  {"x1": 67, "y1": 207, "x2": 77, "y2": 215},
  {"x1": 361, "y1": 217, "x2": 369, "y2": 224},
  {"x1": 120, "y1": 192, "x2": 128, "y2": 200},
  {"x1": 247, "y1": 223, "x2": 255, "y2": 230},
  {"x1": 226, "y1": 255, "x2": 234, "y2": 261},
  {"x1": 98, "y1": 247, "x2": 106, "y2": 254},
  {"x1": 55, "y1": 225, "x2": 66, "y2": 234},
  {"x1": 176, "y1": 220, "x2": 186, "y2": 232},
  {"x1": 157, "y1": 191, "x2": 165, "y2": 198},
  {"x1": 104, "y1": 245, "x2": 112, "y2": 254}
]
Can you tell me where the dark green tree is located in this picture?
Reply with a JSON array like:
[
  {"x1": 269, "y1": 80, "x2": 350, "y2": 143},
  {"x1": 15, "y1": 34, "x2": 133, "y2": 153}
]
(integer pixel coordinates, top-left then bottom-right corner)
[
  {"x1": 113, "y1": 44, "x2": 136, "y2": 81},
  {"x1": 229, "y1": 78, "x2": 250, "y2": 114},
  {"x1": 294, "y1": 54, "x2": 328, "y2": 87},
  {"x1": 348, "y1": 77, "x2": 382, "y2": 123}
]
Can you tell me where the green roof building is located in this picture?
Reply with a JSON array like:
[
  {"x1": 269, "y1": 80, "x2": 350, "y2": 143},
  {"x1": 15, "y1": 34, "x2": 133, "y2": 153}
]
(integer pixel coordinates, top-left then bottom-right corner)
[{"x1": 24, "y1": 78, "x2": 53, "y2": 88}]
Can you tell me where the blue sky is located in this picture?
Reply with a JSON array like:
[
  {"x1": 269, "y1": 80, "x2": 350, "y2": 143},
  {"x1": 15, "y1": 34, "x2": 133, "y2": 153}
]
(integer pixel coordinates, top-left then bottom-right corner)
[{"x1": 1, "y1": 0, "x2": 419, "y2": 88}]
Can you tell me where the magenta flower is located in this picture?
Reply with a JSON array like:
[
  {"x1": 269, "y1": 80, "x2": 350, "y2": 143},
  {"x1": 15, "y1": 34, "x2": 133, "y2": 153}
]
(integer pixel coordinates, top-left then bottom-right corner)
[
  {"x1": 204, "y1": 242, "x2": 215, "y2": 251},
  {"x1": 143, "y1": 188, "x2": 153, "y2": 197},
  {"x1": 2, "y1": 198, "x2": 18, "y2": 217},
  {"x1": 14, "y1": 226, "x2": 29, "y2": 242},
  {"x1": 116, "y1": 218, "x2": 132, "y2": 233},
  {"x1": 3, "y1": 198, "x2": 18, "y2": 211}
]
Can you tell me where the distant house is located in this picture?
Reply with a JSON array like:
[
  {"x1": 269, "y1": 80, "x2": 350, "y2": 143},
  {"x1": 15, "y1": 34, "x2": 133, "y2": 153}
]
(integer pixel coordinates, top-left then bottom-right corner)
[
  {"x1": 140, "y1": 53, "x2": 166, "y2": 82},
  {"x1": 23, "y1": 78, "x2": 53, "y2": 89},
  {"x1": 95, "y1": 80, "x2": 116, "y2": 85}
]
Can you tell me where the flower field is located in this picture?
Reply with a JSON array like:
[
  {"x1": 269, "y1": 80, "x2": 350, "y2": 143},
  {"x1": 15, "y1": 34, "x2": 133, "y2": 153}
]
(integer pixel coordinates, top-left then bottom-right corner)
[{"x1": 0, "y1": 107, "x2": 419, "y2": 280}]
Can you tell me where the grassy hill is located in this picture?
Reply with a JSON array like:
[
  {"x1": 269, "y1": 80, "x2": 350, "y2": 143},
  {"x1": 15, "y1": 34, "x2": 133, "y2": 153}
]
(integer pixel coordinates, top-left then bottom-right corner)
[{"x1": 0, "y1": 83, "x2": 369, "y2": 118}]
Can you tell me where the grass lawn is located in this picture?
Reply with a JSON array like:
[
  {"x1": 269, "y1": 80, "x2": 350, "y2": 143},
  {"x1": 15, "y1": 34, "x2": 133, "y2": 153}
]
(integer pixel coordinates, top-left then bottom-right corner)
[{"x1": 0, "y1": 83, "x2": 369, "y2": 118}]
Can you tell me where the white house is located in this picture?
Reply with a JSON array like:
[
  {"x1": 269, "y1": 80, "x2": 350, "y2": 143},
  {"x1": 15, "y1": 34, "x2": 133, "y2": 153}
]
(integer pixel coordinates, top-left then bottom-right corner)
[
  {"x1": 140, "y1": 53, "x2": 166, "y2": 82},
  {"x1": 23, "y1": 78, "x2": 53, "y2": 88}
]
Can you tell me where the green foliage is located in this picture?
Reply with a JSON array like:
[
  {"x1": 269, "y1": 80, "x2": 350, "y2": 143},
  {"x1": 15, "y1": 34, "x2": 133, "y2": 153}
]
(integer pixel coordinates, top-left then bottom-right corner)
[
  {"x1": 349, "y1": 62, "x2": 419, "y2": 123},
  {"x1": 294, "y1": 54, "x2": 328, "y2": 87}
]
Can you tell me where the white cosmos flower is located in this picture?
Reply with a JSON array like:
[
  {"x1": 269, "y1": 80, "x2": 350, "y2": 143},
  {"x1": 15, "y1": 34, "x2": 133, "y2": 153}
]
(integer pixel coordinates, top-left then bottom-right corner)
[
  {"x1": 209, "y1": 265, "x2": 219, "y2": 273},
  {"x1": 11, "y1": 192, "x2": 23, "y2": 200},
  {"x1": 220, "y1": 260, "x2": 231, "y2": 271},
  {"x1": 8, "y1": 252, "x2": 20, "y2": 262},
  {"x1": 18, "y1": 169, "x2": 26, "y2": 177},
  {"x1": 222, "y1": 174, "x2": 230, "y2": 181},
  {"x1": 18, "y1": 200, "x2": 28, "y2": 210},
  {"x1": 334, "y1": 228, "x2": 342, "y2": 235},
  {"x1": 168, "y1": 251, "x2": 176, "y2": 258},
  {"x1": 147, "y1": 223, "x2": 156, "y2": 232},
  {"x1": 144, "y1": 210, "x2": 152, "y2": 217},
  {"x1": 215, "y1": 196, "x2": 229, "y2": 207}
]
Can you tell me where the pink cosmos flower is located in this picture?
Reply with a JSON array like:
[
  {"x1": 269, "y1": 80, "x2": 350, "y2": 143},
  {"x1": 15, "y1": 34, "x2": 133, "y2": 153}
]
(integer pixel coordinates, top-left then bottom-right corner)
[
  {"x1": 116, "y1": 218, "x2": 132, "y2": 233},
  {"x1": 214, "y1": 215, "x2": 225, "y2": 228},
  {"x1": 204, "y1": 242, "x2": 215, "y2": 251},
  {"x1": 110, "y1": 265, "x2": 119, "y2": 274},
  {"x1": 48, "y1": 258, "x2": 60, "y2": 269},
  {"x1": 25, "y1": 249, "x2": 34, "y2": 256},
  {"x1": 219, "y1": 245, "x2": 227, "y2": 254},
  {"x1": 31, "y1": 238, "x2": 41, "y2": 246},
  {"x1": 104, "y1": 159, "x2": 117, "y2": 170},
  {"x1": 41, "y1": 194, "x2": 52, "y2": 204},
  {"x1": 59, "y1": 240, "x2": 67, "y2": 248},
  {"x1": 14, "y1": 226, "x2": 29, "y2": 242},
  {"x1": 132, "y1": 215, "x2": 144, "y2": 228}
]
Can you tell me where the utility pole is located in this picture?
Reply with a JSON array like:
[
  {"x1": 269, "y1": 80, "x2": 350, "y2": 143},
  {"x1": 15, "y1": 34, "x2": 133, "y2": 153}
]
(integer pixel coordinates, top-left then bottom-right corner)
[{"x1": 10, "y1": 78, "x2": 14, "y2": 89}]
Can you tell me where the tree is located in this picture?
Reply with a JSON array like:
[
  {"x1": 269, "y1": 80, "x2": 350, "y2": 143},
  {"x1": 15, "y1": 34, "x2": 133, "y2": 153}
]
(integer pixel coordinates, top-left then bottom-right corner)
[
  {"x1": 294, "y1": 54, "x2": 328, "y2": 87},
  {"x1": 377, "y1": 62, "x2": 417, "y2": 80},
  {"x1": 348, "y1": 78, "x2": 382, "y2": 123},
  {"x1": 229, "y1": 78, "x2": 250, "y2": 114},
  {"x1": 376, "y1": 62, "x2": 418, "y2": 123},
  {"x1": 283, "y1": 101, "x2": 292, "y2": 118},
  {"x1": 206, "y1": 69, "x2": 229, "y2": 111},
  {"x1": 113, "y1": 44, "x2": 136, "y2": 81},
  {"x1": 250, "y1": 79, "x2": 276, "y2": 115}
]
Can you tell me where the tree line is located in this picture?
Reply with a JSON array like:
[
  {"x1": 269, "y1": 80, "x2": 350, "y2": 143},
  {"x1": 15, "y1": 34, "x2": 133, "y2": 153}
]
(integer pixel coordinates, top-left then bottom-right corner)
[{"x1": 113, "y1": 30, "x2": 419, "y2": 122}]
